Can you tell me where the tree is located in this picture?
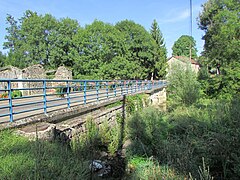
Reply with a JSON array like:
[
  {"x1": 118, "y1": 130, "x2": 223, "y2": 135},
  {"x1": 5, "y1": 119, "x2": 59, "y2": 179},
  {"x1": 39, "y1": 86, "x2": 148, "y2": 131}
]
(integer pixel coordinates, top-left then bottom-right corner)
[
  {"x1": 115, "y1": 20, "x2": 155, "y2": 79},
  {"x1": 150, "y1": 19, "x2": 167, "y2": 79},
  {"x1": 72, "y1": 20, "x2": 127, "y2": 79},
  {"x1": 172, "y1": 35, "x2": 198, "y2": 59},
  {"x1": 49, "y1": 18, "x2": 79, "y2": 68},
  {"x1": 0, "y1": 51, "x2": 6, "y2": 67},
  {"x1": 3, "y1": 10, "x2": 59, "y2": 68},
  {"x1": 198, "y1": 0, "x2": 240, "y2": 98}
]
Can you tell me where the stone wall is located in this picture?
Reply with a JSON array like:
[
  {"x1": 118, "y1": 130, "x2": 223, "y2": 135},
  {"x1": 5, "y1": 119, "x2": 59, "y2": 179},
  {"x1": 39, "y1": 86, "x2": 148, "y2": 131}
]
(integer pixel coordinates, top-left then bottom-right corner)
[
  {"x1": 54, "y1": 66, "x2": 72, "y2": 80},
  {"x1": 146, "y1": 87, "x2": 167, "y2": 111},
  {"x1": 52, "y1": 66, "x2": 73, "y2": 89},
  {"x1": 22, "y1": 64, "x2": 46, "y2": 95},
  {"x1": 0, "y1": 64, "x2": 73, "y2": 96},
  {"x1": 0, "y1": 66, "x2": 22, "y2": 90}
]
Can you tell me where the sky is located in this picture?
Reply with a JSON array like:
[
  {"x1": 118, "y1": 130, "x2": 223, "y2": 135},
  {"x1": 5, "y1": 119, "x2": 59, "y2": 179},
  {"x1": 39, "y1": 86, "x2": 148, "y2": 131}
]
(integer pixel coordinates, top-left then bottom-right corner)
[{"x1": 0, "y1": 0, "x2": 208, "y2": 57}]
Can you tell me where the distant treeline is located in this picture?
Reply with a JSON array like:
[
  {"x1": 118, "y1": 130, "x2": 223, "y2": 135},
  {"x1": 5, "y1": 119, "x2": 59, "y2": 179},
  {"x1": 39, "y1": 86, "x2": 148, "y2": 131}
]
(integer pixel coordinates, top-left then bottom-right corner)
[{"x1": 1, "y1": 10, "x2": 167, "y2": 80}]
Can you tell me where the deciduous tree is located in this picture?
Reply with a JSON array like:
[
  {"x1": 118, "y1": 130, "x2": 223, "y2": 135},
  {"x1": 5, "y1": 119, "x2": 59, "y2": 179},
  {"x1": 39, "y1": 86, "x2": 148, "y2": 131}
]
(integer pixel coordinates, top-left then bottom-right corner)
[
  {"x1": 172, "y1": 35, "x2": 197, "y2": 59},
  {"x1": 198, "y1": 0, "x2": 240, "y2": 97}
]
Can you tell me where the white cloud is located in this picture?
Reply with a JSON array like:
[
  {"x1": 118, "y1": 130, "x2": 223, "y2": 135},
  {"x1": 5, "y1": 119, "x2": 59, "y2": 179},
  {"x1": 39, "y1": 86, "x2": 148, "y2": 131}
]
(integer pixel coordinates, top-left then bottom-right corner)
[{"x1": 158, "y1": 5, "x2": 201, "y2": 24}]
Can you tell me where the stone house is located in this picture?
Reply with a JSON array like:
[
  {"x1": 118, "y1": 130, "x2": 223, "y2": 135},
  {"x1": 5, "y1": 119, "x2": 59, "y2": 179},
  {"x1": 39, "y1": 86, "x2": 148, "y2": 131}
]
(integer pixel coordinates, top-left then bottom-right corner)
[{"x1": 167, "y1": 56, "x2": 200, "y2": 74}]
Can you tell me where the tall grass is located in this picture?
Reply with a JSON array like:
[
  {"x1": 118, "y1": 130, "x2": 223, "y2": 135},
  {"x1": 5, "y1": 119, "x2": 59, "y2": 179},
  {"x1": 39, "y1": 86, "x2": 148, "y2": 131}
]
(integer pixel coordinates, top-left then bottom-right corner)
[
  {"x1": 126, "y1": 96, "x2": 240, "y2": 179},
  {"x1": 0, "y1": 130, "x2": 89, "y2": 179}
]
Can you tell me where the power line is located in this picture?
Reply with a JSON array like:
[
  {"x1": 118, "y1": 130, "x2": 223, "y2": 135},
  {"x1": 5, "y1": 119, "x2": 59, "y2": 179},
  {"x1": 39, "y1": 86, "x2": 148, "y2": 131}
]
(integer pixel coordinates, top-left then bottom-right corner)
[{"x1": 189, "y1": 0, "x2": 193, "y2": 60}]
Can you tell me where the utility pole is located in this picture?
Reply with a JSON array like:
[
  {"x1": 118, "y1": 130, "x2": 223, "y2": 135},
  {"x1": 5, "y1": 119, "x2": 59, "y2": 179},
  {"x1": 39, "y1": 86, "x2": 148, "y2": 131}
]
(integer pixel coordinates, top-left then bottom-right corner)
[{"x1": 189, "y1": 0, "x2": 193, "y2": 61}]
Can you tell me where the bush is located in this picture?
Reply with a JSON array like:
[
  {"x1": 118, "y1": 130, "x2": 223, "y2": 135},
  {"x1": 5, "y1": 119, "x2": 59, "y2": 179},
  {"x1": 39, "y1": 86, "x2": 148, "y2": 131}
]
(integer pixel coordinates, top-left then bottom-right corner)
[
  {"x1": 11, "y1": 90, "x2": 22, "y2": 98},
  {"x1": 126, "y1": 107, "x2": 169, "y2": 157},
  {"x1": 167, "y1": 62, "x2": 201, "y2": 106},
  {"x1": 126, "y1": 96, "x2": 240, "y2": 179}
]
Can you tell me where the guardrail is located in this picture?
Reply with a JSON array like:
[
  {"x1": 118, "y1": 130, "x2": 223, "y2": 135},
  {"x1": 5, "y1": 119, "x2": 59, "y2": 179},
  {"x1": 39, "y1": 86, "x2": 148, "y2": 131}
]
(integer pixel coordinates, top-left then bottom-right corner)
[{"x1": 0, "y1": 79, "x2": 166, "y2": 122}]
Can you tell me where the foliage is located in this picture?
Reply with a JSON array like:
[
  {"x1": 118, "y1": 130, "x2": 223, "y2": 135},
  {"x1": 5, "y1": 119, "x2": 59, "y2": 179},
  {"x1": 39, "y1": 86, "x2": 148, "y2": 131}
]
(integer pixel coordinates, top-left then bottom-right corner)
[
  {"x1": 198, "y1": 0, "x2": 240, "y2": 98},
  {"x1": 126, "y1": 94, "x2": 148, "y2": 114},
  {"x1": 115, "y1": 20, "x2": 156, "y2": 80},
  {"x1": 172, "y1": 35, "x2": 198, "y2": 59},
  {"x1": 167, "y1": 62, "x2": 201, "y2": 106},
  {"x1": 126, "y1": 107, "x2": 168, "y2": 157},
  {"x1": 0, "y1": 130, "x2": 89, "y2": 179},
  {"x1": 149, "y1": 19, "x2": 167, "y2": 79},
  {"x1": 126, "y1": 95, "x2": 240, "y2": 179},
  {"x1": 3, "y1": 11, "x2": 168, "y2": 80},
  {"x1": 11, "y1": 90, "x2": 22, "y2": 98},
  {"x1": 0, "y1": 90, "x2": 22, "y2": 99},
  {"x1": 0, "y1": 51, "x2": 6, "y2": 67},
  {"x1": 127, "y1": 156, "x2": 184, "y2": 179}
]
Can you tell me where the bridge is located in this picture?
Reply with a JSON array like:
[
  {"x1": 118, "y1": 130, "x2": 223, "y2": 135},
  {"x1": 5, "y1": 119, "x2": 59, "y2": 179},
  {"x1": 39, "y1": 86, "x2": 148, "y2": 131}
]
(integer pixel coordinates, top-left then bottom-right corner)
[{"x1": 0, "y1": 79, "x2": 167, "y2": 135}]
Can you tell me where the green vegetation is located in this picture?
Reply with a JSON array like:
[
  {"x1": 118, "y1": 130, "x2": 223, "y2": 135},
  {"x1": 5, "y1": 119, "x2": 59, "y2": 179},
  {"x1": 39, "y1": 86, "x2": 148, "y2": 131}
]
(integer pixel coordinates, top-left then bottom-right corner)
[
  {"x1": 0, "y1": 0, "x2": 239, "y2": 179},
  {"x1": 198, "y1": 0, "x2": 240, "y2": 98},
  {"x1": 172, "y1": 35, "x2": 198, "y2": 59},
  {"x1": 0, "y1": 130, "x2": 89, "y2": 179},
  {"x1": 126, "y1": 156, "x2": 184, "y2": 179},
  {"x1": 11, "y1": 90, "x2": 23, "y2": 98},
  {"x1": 150, "y1": 19, "x2": 167, "y2": 79},
  {"x1": 167, "y1": 62, "x2": 201, "y2": 106},
  {"x1": 0, "y1": 90, "x2": 22, "y2": 99},
  {"x1": 126, "y1": 97, "x2": 240, "y2": 179},
  {"x1": 0, "y1": 114, "x2": 124, "y2": 179},
  {"x1": 2, "y1": 13, "x2": 167, "y2": 80}
]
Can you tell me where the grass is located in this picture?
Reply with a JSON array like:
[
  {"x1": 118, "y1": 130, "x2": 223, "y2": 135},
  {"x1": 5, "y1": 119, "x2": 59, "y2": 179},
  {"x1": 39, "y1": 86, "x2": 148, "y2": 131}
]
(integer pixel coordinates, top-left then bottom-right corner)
[
  {"x1": 126, "y1": 156, "x2": 185, "y2": 179},
  {"x1": 0, "y1": 130, "x2": 89, "y2": 179},
  {"x1": 125, "y1": 96, "x2": 240, "y2": 179}
]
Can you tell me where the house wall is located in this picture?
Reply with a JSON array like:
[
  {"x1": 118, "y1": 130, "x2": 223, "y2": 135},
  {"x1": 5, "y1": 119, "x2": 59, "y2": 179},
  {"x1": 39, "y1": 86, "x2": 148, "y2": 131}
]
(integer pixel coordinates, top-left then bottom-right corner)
[{"x1": 167, "y1": 57, "x2": 199, "y2": 74}]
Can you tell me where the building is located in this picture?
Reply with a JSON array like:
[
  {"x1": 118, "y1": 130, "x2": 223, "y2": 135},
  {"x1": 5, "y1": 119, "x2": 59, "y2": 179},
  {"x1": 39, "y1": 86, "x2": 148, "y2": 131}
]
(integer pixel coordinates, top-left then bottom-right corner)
[{"x1": 167, "y1": 56, "x2": 200, "y2": 74}]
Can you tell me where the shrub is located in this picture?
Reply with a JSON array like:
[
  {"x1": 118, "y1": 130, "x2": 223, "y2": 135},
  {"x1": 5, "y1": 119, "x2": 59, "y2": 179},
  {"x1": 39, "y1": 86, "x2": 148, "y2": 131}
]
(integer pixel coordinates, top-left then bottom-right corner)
[
  {"x1": 167, "y1": 62, "x2": 201, "y2": 106},
  {"x1": 11, "y1": 90, "x2": 22, "y2": 98},
  {"x1": 126, "y1": 107, "x2": 169, "y2": 157}
]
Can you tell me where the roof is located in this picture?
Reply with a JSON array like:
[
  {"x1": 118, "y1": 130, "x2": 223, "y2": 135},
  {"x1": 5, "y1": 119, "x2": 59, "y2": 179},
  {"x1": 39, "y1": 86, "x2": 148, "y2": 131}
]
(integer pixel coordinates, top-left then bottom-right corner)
[{"x1": 168, "y1": 56, "x2": 200, "y2": 65}]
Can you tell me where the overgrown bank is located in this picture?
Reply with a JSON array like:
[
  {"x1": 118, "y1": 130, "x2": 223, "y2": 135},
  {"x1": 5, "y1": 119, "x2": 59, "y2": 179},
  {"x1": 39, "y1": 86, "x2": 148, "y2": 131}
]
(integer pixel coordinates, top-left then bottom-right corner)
[{"x1": 126, "y1": 97, "x2": 240, "y2": 179}]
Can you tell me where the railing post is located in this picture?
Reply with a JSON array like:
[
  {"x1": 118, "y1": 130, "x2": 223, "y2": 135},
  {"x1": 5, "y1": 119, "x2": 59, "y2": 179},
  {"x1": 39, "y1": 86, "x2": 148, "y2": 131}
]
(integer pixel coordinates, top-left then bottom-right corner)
[
  {"x1": 67, "y1": 81, "x2": 70, "y2": 109},
  {"x1": 8, "y1": 80, "x2": 13, "y2": 122},
  {"x1": 121, "y1": 81, "x2": 123, "y2": 96},
  {"x1": 106, "y1": 82, "x2": 109, "y2": 99},
  {"x1": 84, "y1": 81, "x2": 87, "y2": 104},
  {"x1": 96, "y1": 81, "x2": 99, "y2": 102},
  {"x1": 43, "y1": 80, "x2": 47, "y2": 114},
  {"x1": 130, "y1": 80, "x2": 133, "y2": 94},
  {"x1": 135, "y1": 80, "x2": 137, "y2": 93},
  {"x1": 114, "y1": 82, "x2": 117, "y2": 97}
]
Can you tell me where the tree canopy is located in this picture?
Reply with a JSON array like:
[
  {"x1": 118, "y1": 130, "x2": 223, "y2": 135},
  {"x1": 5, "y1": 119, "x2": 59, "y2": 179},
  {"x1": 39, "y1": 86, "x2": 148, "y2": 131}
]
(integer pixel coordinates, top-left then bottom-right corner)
[
  {"x1": 3, "y1": 11, "x2": 167, "y2": 80},
  {"x1": 172, "y1": 35, "x2": 198, "y2": 59},
  {"x1": 198, "y1": 0, "x2": 240, "y2": 98},
  {"x1": 150, "y1": 19, "x2": 167, "y2": 79}
]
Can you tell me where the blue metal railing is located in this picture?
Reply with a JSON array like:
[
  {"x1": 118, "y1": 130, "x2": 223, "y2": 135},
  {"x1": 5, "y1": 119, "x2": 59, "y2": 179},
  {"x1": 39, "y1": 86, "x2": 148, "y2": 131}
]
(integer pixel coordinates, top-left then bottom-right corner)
[{"x1": 0, "y1": 79, "x2": 166, "y2": 122}]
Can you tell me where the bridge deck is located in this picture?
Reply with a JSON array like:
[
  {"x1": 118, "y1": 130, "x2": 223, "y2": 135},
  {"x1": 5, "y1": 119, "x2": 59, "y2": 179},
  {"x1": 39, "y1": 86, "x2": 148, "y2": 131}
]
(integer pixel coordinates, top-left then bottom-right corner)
[{"x1": 0, "y1": 79, "x2": 166, "y2": 128}]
